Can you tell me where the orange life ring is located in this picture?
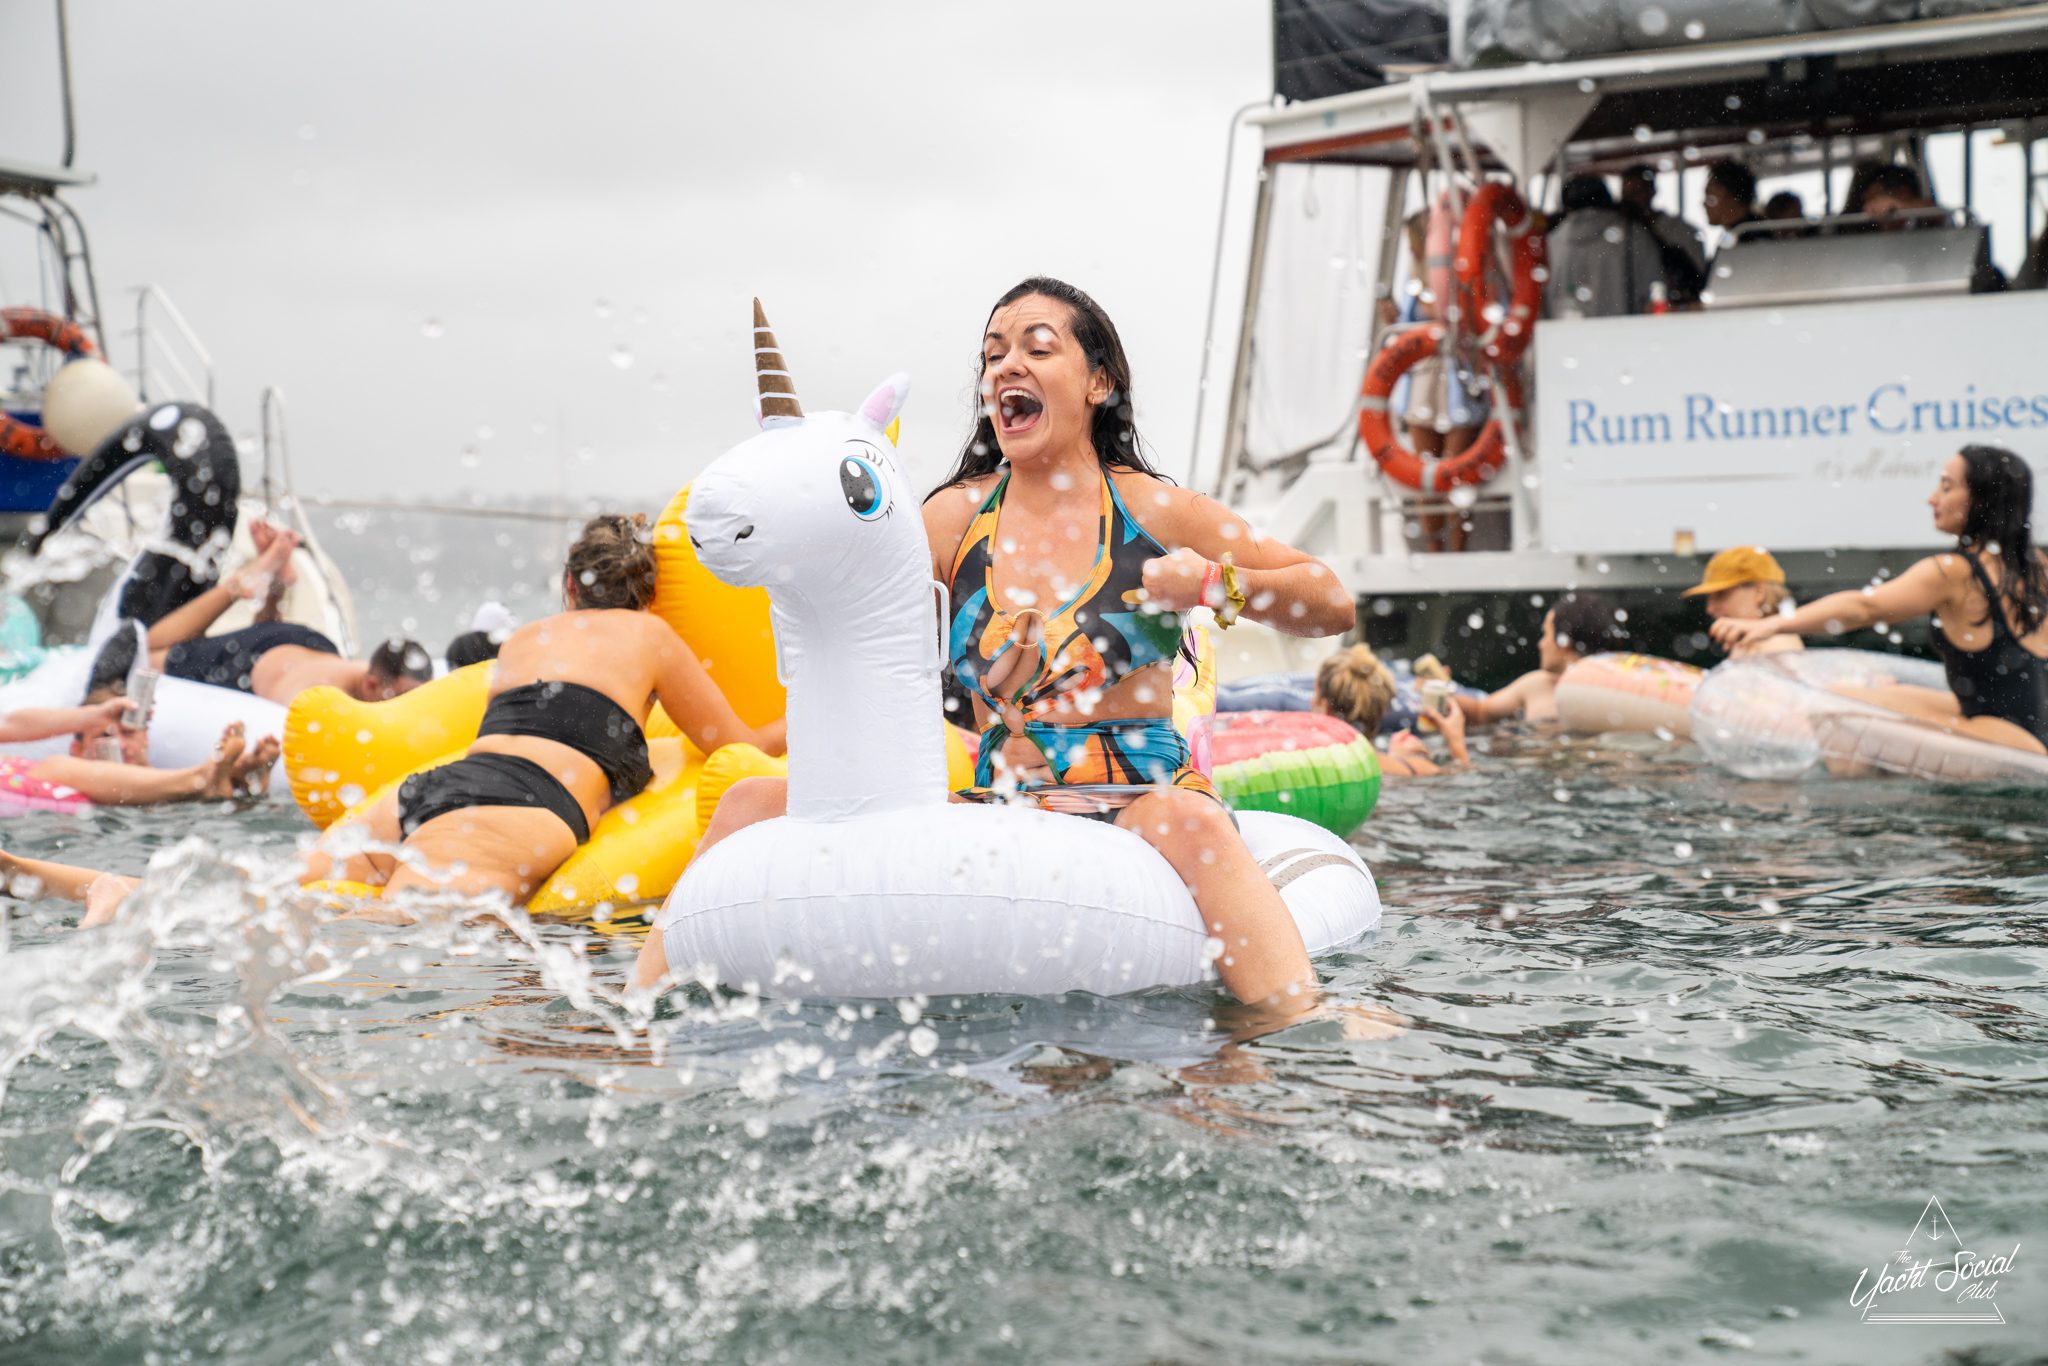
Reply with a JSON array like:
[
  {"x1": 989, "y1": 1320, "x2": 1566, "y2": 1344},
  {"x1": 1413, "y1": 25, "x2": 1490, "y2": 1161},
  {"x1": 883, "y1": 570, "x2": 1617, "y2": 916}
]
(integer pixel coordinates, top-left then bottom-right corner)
[
  {"x1": 1356, "y1": 322, "x2": 1523, "y2": 493},
  {"x1": 1453, "y1": 182, "x2": 1544, "y2": 366},
  {"x1": 1, "y1": 308, "x2": 98, "y2": 461}
]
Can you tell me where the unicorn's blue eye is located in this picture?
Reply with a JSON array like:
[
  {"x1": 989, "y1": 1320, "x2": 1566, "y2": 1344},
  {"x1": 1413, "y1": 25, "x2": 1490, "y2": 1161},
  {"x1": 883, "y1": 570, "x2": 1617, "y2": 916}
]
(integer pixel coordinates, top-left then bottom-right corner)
[{"x1": 839, "y1": 455, "x2": 887, "y2": 520}]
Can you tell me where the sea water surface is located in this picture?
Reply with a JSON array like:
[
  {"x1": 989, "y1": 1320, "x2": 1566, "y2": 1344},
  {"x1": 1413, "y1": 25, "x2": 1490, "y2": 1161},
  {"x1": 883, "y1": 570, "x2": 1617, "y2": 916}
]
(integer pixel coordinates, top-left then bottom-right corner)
[{"x1": 1, "y1": 515, "x2": 2043, "y2": 1364}]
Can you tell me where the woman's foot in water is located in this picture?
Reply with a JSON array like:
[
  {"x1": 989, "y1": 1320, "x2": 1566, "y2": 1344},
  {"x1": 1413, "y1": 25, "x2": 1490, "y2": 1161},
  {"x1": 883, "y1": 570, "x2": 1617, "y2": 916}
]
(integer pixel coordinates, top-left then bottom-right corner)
[
  {"x1": 79, "y1": 873, "x2": 141, "y2": 929},
  {"x1": 229, "y1": 734, "x2": 280, "y2": 798},
  {"x1": 203, "y1": 723, "x2": 247, "y2": 800}
]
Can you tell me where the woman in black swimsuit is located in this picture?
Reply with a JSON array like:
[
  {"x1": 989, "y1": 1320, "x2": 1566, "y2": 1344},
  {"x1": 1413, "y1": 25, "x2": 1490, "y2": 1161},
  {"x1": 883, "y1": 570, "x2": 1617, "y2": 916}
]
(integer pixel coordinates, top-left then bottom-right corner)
[
  {"x1": 298, "y1": 513, "x2": 787, "y2": 903},
  {"x1": 1712, "y1": 445, "x2": 2048, "y2": 754},
  {"x1": 17, "y1": 515, "x2": 788, "y2": 924}
]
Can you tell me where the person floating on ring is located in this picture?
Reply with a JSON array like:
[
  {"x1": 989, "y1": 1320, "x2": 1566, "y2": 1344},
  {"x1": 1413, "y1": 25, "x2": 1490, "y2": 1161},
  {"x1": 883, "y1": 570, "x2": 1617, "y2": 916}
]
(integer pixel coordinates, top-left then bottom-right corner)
[
  {"x1": 1684, "y1": 546, "x2": 1804, "y2": 660},
  {"x1": 1713, "y1": 444, "x2": 2048, "y2": 756}
]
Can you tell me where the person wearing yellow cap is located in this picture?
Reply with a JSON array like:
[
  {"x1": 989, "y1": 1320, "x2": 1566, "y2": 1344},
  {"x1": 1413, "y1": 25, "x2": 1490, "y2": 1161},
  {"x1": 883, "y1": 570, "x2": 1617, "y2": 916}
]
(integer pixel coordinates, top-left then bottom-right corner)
[{"x1": 1683, "y1": 547, "x2": 1803, "y2": 659}]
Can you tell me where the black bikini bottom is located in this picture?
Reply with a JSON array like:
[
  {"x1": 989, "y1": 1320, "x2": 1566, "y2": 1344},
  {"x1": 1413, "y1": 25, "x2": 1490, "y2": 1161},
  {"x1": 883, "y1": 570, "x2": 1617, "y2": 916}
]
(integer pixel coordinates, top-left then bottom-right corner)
[{"x1": 397, "y1": 753, "x2": 590, "y2": 844}]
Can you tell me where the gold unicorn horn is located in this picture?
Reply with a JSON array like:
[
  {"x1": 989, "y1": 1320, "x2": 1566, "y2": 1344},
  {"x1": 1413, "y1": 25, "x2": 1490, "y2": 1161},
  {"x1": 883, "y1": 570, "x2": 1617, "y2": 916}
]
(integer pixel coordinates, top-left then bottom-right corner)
[{"x1": 753, "y1": 298, "x2": 803, "y2": 425}]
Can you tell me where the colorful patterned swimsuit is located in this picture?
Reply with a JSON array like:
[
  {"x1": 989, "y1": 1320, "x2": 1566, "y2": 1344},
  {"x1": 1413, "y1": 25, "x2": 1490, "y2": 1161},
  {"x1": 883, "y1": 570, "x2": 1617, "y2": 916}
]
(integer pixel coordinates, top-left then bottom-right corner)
[{"x1": 945, "y1": 466, "x2": 1214, "y2": 811}]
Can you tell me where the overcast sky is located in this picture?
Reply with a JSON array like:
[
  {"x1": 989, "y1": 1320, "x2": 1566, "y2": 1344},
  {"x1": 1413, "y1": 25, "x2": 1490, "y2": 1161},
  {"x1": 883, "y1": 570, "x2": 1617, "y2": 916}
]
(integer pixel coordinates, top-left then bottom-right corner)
[{"x1": 1, "y1": 2, "x2": 1269, "y2": 508}]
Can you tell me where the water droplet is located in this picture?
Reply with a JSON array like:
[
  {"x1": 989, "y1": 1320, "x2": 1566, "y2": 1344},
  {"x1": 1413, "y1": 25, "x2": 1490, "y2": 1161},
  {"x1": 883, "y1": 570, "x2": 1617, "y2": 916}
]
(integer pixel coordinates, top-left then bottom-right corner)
[
  {"x1": 1638, "y1": 6, "x2": 1669, "y2": 37},
  {"x1": 421, "y1": 318, "x2": 444, "y2": 340},
  {"x1": 610, "y1": 346, "x2": 634, "y2": 370},
  {"x1": 594, "y1": 299, "x2": 613, "y2": 319},
  {"x1": 1673, "y1": 841, "x2": 1693, "y2": 859},
  {"x1": 908, "y1": 1026, "x2": 938, "y2": 1057}
]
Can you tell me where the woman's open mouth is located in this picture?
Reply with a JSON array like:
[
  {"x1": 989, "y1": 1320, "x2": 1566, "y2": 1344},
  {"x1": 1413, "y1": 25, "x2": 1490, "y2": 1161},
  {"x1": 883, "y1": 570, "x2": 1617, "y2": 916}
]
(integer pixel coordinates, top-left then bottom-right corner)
[{"x1": 997, "y1": 387, "x2": 1044, "y2": 436}]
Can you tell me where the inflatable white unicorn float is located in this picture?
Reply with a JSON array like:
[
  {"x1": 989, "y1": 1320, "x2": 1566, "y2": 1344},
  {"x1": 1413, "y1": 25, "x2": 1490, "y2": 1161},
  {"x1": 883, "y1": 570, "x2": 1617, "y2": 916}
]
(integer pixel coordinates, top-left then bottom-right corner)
[{"x1": 651, "y1": 304, "x2": 1380, "y2": 998}]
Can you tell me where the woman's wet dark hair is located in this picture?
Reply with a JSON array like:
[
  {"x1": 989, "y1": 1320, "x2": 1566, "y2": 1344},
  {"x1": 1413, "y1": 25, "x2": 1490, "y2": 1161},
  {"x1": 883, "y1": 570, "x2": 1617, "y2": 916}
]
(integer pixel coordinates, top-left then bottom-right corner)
[
  {"x1": 931, "y1": 276, "x2": 1167, "y2": 494},
  {"x1": 564, "y1": 513, "x2": 657, "y2": 611},
  {"x1": 444, "y1": 630, "x2": 501, "y2": 671},
  {"x1": 1549, "y1": 590, "x2": 1627, "y2": 655},
  {"x1": 1956, "y1": 444, "x2": 2048, "y2": 633},
  {"x1": 366, "y1": 637, "x2": 433, "y2": 684}
]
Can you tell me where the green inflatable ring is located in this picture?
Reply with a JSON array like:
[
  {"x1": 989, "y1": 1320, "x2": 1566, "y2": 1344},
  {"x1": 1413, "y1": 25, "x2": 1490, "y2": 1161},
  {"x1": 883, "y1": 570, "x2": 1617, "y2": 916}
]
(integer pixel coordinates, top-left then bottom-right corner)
[{"x1": 1204, "y1": 710, "x2": 1381, "y2": 837}]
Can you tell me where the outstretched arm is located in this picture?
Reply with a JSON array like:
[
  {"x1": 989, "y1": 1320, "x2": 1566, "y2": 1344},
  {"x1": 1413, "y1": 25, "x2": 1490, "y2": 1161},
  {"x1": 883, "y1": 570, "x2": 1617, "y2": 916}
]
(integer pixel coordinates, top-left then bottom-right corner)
[
  {"x1": 647, "y1": 620, "x2": 786, "y2": 757},
  {"x1": 1454, "y1": 670, "x2": 1544, "y2": 725},
  {"x1": 1712, "y1": 554, "x2": 1955, "y2": 650},
  {"x1": 145, "y1": 580, "x2": 241, "y2": 652},
  {"x1": 1139, "y1": 484, "x2": 1355, "y2": 638},
  {"x1": 0, "y1": 698, "x2": 127, "y2": 744},
  {"x1": 144, "y1": 529, "x2": 299, "y2": 651}
]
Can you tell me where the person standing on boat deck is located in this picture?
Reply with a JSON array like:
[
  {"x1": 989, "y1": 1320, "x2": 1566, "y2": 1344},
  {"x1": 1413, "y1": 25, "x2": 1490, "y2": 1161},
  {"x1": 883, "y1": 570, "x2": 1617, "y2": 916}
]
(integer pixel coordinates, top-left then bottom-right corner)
[
  {"x1": 1544, "y1": 177, "x2": 1664, "y2": 319},
  {"x1": 1858, "y1": 165, "x2": 2007, "y2": 293},
  {"x1": 639, "y1": 278, "x2": 1356, "y2": 1009},
  {"x1": 1684, "y1": 546, "x2": 1803, "y2": 660},
  {"x1": 1702, "y1": 161, "x2": 1761, "y2": 260},
  {"x1": 1714, "y1": 446, "x2": 2048, "y2": 755},
  {"x1": 1618, "y1": 164, "x2": 1706, "y2": 305},
  {"x1": 1378, "y1": 211, "x2": 1487, "y2": 553},
  {"x1": 22, "y1": 515, "x2": 790, "y2": 923}
]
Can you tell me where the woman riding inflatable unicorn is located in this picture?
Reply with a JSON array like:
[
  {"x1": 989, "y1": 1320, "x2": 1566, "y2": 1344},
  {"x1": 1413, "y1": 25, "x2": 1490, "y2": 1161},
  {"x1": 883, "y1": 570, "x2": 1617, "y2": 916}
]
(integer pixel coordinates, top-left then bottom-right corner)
[{"x1": 636, "y1": 284, "x2": 1359, "y2": 1009}]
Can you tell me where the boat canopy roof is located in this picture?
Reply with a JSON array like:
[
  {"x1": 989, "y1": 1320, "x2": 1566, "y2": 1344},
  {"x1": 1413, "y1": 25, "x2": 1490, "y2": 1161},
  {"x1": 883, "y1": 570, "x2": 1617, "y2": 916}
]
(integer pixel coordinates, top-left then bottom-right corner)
[{"x1": 1257, "y1": 3, "x2": 2048, "y2": 179}]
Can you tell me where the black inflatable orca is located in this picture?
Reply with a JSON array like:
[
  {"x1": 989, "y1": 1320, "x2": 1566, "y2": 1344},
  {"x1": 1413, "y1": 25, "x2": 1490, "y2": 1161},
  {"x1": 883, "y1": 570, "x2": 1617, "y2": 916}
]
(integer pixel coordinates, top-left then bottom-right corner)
[{"x1": 27, "y1": 401, "x2": 241, "y2": 627}]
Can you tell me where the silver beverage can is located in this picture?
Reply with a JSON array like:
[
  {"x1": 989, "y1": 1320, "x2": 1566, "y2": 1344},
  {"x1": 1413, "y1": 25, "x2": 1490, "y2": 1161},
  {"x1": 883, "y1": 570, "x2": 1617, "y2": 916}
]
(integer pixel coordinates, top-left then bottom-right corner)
[{"x1": 123, "y1": 666, "x2": 160, "y2": 728}]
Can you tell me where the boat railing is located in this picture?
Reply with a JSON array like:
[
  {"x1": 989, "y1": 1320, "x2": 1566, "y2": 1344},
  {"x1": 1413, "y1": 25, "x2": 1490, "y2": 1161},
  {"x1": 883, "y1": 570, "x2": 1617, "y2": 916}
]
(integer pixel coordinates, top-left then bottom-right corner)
[
  {"x1": 259, "y1": 385, "x2": 359, "y2": 656},
  {"x1": 129, "y1": 283, "x2": 214, "y2": 409},
  {"x1": 1725, "y1": 206, "x2": 1967, "y2": 241}
]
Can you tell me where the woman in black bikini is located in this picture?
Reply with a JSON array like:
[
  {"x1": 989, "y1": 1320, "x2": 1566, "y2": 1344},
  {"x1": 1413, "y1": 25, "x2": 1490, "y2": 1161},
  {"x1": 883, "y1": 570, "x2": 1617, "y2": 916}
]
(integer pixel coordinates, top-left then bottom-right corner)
[
  {"x1": 298, "y1": 513, "x2": 786, "y2": 902},
  {"x1": 20, "y1": 515, "x2": 786, "y2": 922},
  {"x1": 1712, "y1": 445, "x2": 2048, "y2": 754}
]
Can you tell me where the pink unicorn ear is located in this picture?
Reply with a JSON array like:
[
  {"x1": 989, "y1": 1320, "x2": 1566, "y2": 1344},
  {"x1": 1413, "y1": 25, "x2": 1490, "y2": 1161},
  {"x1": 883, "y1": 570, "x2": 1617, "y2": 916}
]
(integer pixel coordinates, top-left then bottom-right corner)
[{"x1": 858, "y1": 373, "x2": 910, "y2": 435}]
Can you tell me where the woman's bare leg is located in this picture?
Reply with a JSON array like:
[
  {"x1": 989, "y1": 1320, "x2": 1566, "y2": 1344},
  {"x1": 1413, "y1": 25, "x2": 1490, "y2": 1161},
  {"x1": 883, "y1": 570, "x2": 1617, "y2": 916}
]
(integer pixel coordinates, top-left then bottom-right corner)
[
  {"x1": 299, "y1": 790, "x2": 405, "y2": 888},
  {"x1": 1407, "y1": 425, "x2": 1447, "y2": 553},
  {"x1": 632, "y1": 776, "x2": 787, "y2": 990},
  {"x1": 1, "y1": 850, "x2": 125, "y2": 904},
  {"x1": 1833, "y1": 683, "x2": 2047, "y2": 754},
  {"x1": 1442, "y1": 424, "x2": 1481, "y2": 553},
  {"x1": 382, "y1": 807, "x2": 579, "y2": 905},
  {"x1": 1117, "y1": 790, "x2": 1315, "y2": 1011},
  {"x1": 1833, "y1": 683, "x2": 1960, "y2": 722}
]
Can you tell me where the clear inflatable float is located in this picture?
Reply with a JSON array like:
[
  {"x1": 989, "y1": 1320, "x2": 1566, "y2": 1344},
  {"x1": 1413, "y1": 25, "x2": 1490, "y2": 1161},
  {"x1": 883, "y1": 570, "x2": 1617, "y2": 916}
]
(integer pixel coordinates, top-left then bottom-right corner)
[{"x1": 1691, "y1": 648, "x2": 2048, "y2": 785}]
